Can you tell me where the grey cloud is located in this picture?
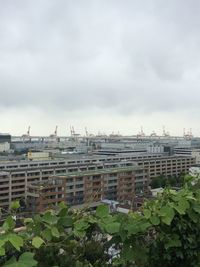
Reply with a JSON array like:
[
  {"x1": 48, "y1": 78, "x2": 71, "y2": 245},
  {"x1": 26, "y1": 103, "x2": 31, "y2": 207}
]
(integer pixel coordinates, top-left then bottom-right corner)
[{"x1": 0, "y1": 0, "x2": 200, "y2": 116}]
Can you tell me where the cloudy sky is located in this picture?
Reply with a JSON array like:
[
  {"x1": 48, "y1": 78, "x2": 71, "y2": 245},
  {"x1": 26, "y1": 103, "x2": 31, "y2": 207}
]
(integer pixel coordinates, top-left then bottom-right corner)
[{"x1": 1, "y1": 0, "x2": 200, "y2": 136}]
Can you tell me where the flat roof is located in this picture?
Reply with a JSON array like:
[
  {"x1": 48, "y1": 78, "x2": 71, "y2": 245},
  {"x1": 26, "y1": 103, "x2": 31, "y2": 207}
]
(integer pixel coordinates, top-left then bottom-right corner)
[
  {"x1": 51, "y1": 166, "x2": 143, "y2": 179},
  {"x1": 0, "y1": 153, "x2": 194, "y2": 166}
]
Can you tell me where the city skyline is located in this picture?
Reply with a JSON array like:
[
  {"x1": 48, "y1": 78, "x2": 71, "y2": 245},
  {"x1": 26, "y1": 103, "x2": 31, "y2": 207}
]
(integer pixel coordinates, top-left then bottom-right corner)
[{"x1": 1, "y1": 1, "x2": 200, "y2": 135}]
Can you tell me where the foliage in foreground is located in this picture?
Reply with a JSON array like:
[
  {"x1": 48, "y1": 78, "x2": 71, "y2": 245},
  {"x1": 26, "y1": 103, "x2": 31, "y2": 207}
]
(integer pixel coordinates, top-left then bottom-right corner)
[{"x1": 1, "y1": 178, "x2": 200, "y2": 266}]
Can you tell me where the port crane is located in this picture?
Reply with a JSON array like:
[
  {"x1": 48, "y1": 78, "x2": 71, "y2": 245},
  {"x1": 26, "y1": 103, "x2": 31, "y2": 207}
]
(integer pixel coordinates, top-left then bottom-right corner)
[
  {"x1": 49, "y1": 126, "x2": 58, "y2": 138},
  {"x1": 137, "y1": 126, "x2": 145, "y2": 138},
  {"x1": 21, "y1": 126, "x2": 31, "y2": 141},
  {"x1": 150, "y1": 130, "x2": 157, "y2": 137},
  {"x1": 162, "y1": 126, "x2": 170, "y2": 137},
  {"x1": 183, "y1": 128, "x2": 193, "y2": 140}
]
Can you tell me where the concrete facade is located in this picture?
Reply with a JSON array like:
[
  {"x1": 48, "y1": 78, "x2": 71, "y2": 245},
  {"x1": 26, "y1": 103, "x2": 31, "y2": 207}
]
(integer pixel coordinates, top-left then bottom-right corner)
[
  {"x1": 26, "y1": 165, "x2": 149, "y2": 212},
  {"x1": 0, "y1": 154, "x2": 195, "y2": 210}
]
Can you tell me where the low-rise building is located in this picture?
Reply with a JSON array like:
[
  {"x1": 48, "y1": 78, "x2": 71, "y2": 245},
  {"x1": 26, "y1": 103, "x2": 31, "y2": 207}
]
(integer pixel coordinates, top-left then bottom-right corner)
[{"x1": 27, "y1": 151, "x2": 50, "y2": 161}]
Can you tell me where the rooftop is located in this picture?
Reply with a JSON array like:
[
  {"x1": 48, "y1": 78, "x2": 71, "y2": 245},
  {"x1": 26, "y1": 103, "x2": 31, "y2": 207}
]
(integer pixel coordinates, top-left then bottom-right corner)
[{"x1": 50, "y1": 165, "x2": 143, "y2": 178}]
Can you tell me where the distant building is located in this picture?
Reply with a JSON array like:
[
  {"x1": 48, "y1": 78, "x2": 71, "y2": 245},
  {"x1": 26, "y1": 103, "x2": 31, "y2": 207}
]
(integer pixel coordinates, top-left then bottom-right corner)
[
  {"x1": 0, "y1": 134, "x2": 11, "y2": 144},
  {"x1": 27, "y1": 151, "x2": 50, "y2": 161},
  {"x1": 0, "y1": 134, "x2": 11, "y2": 153},
  {"x1": 0, "y1": 142, "x2": 10, "y2": 152}
]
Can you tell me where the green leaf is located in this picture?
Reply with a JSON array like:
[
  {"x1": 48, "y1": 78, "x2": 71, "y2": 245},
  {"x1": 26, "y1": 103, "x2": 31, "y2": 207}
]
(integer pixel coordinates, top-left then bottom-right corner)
[
  {"x1": 8, "y1": 234, "x2": 23, "y2": 251},
  {"x1": 160, "y1": 206, "x2": 175, "y2": 225},
  {"x1": 102, "y1": 215, "x2": 115, "y2": 224},
  {"x1": 174, "y1": 205, "x2": 185, "y2": 215},
  {"x1": 0, "y1": 239, "x2": 6, "y2": 247},
  {"x1": 51, "y1": 226, "x2": 60, "y2": 238},
  {"x1": 42, "y1": 228, "x2": 52, "y2": 241},
  {"x1": 105, "y1": 222, "x2": 120, "y2": 234},
  {"x1": 3, "y1": 253, "x2": 38, "y2": 267},
  {"x1": 165, "y1": 236, "x2": 182, "y2": 250},
  {"x1": 18, "y1": 252, "x2": 37, "y2": 267},
  {"x1": 96, "y1": 205, "x2": 109, "y2": 218},
  {"x1": 32, "y1": 236, "x2": 44, "y2": 248},
  {"x1": 33, "y1": 214, "x2": 42, "y2": 223},
  {"x1": 73, "y1": 229, "x2": 86, "y2": 238},
  {"x1": 0, "y1": 247, "x2": 5, "y2": 256},
  {"x1": 3, "y1": 216, "x2": 15, "y2": 231},
  {"x1": 139, "y1": 221, "x2": 151, "y2": 231},
  {"x1": 150, "y1": 215, "x2": 160, "y2": 225},
  {"x1": 58, "y1": 201, "x2": 67, "y2": 209},
  {"x1": 188, "y1": 209, "x2": 199, "y2": 223},
  {"x1": 192, "y1": 203, "x2": 200, "y2": 214},
  {"x1": 32, "y1": 223, "x2": 42, "y2": 236},
  {"x1": 125, "y1": 223, "x2": 140, "y2": 236},
  {"x1": 74, "y1": 219, "x2": 89, "y2": 231},
  {"x1": 58, "y1": 208, "x2": 68, "y2": 217},
  {"x1": 143, "y1": 209, "x2": 151, "y2": 219},
  {"x1": 58, "y1": 216, "x2": 73, "y2": 227},
  {"x1": 10, "y1": 201, "x2": 20, "y2": 210},
  {"x1": 177, "y1": 199, "x2": 190, "y2": 214},
  {"x1": 43, "y1": 212, "x2": 58, "y2": 225},
  {"x1": 3, "y1": 256, "x2": 16, "y2": 267}
]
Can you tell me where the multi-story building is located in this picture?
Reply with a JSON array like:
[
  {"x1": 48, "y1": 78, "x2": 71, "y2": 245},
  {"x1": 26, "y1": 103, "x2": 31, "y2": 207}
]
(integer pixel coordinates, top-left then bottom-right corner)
[
  {"x1": 26, "y1": 165, "x2": 149, "y2": 212},
  {"x1": 26, "y1": 179, "x2": 66, "y2": 212},
  {"x1": 136, "y1": 155, "x2": 195, "y2": 179},
  {"x1": 0, "y1": 159, "x2": 138, "y2": 209},
  {"x1": 0, "y1": 154, "x2": 195, "y2": 210},
  {"x1": 0, "y1": 172, "x2": 10, "y2": 211}
]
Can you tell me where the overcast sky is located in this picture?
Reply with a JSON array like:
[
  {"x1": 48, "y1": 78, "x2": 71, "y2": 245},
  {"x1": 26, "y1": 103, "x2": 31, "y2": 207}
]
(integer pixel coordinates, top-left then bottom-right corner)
[{"x1": 1, "y1": 0, "x2": 200, "y2": 136}]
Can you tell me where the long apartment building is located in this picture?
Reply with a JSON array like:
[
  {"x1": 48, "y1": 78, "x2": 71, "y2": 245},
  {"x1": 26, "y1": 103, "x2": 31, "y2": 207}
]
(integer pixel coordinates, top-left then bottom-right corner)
[
  {"x1": 26, "y1": 165, "x2": 148, "y2": 212},
  {"x1": 0, "y1": 154, "x2": 195, "y2": 210},
  {"x1": 136, "y1": 155, "x2": 195, "y2": 179},
  {"x1": 0, "y1": 159, "x2": 144, "y2": 209}
]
